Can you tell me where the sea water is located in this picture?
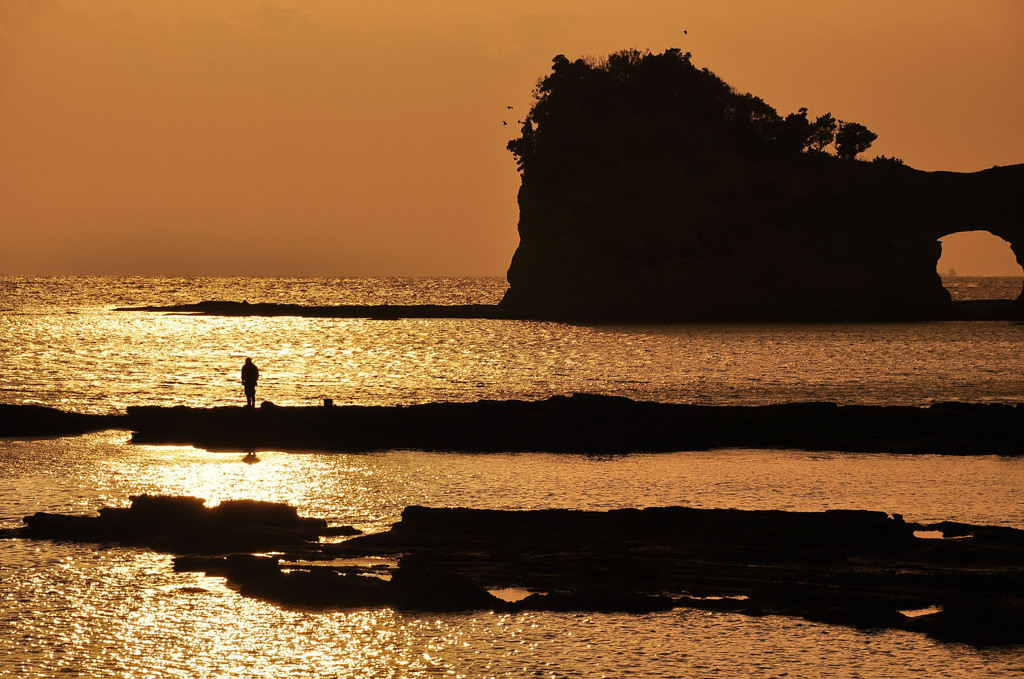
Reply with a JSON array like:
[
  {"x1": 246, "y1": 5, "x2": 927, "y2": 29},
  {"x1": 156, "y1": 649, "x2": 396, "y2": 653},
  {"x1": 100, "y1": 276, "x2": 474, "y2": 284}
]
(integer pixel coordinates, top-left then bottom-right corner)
[{"x1": 1, "y1": 276, "x2": 1023, "y2": 677}]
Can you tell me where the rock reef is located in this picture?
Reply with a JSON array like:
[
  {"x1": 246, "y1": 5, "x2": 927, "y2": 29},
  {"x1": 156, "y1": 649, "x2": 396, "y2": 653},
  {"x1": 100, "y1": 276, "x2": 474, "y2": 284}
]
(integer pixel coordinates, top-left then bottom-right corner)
[
  {"x1": 2, "y1": 395, "x2": 1023, "y2": 455},
  {"x1": 500, "y1": 50, "x2": 1024, "y2": 321},
  {"x1": 330, "y1": 505, "x2": 1024, "y2": 646},
  {"x1": 0, "y1": 404, "x2": 120, "y2": 437},
  {"x1": 10, "y1": 497, "x2": 1024, "y2": 646},
  {"x1": 19, "y1": 494, "x2": 351, "y2": 553},
  {"x1": 115, "y1": 301, "x2": 511, "y2": 320},
  {"x1": 116, "y1": 298, "x2": 1022, "y2": 321}
]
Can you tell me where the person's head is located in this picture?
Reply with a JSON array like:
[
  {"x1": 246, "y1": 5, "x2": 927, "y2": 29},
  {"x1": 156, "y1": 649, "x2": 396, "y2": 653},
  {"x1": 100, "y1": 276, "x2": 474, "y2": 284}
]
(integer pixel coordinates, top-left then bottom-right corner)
[{"x1": 244, "y1": 357, "x2": 252, "y2": 364}]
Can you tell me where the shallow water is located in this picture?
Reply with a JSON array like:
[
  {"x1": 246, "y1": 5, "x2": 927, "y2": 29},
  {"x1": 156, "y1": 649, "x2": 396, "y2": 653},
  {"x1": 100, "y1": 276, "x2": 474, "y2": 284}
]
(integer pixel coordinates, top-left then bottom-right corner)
[
  {"x1": 2, "y1": 277, "x2": 1023, "y2": 414},
  {"x1": 2, "y1": 433, "x2": 1023, "y2": 677},
  {"x1": 4, "y1": 433, "x2": 1023, "y2": 532},
  {"x1": 4, "y1": 541, "x2": 1021, "y2": 679},
  {"x1": 2, "y1": 276, "x2": 1023, "y2": 676}
]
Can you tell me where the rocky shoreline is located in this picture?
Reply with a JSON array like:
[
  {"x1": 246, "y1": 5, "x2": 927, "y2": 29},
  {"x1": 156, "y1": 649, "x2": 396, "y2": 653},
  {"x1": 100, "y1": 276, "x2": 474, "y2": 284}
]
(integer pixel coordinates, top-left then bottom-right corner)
[
  {"x1": 8, "y1": 496, "x2": 1023, "y2": 646},
  {"x1": 2, "y1": 394, "x2": 1023, "y2": 454}
]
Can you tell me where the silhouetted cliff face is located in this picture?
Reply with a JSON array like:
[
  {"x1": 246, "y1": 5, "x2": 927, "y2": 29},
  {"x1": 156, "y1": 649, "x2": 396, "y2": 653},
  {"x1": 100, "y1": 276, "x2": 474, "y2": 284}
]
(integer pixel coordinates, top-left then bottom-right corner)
[{"x1": 501, "y1": 50, "x2": 1024, "y2": 321}]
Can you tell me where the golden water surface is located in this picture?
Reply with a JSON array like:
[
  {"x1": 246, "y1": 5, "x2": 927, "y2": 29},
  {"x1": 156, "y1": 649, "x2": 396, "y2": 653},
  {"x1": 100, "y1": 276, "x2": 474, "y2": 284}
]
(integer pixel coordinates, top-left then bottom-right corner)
[{"x1": 2, "y1": 277, "x2": 1023, "y2": 677}]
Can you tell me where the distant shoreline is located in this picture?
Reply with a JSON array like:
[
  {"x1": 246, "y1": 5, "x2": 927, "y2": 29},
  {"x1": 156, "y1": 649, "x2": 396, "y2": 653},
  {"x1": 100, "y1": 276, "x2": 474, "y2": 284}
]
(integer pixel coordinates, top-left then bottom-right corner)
[
  {"x1": 3, "y1": 394, "x2": 1022, "y2": 455},
  {"x1": 116, "y1": 301, "x2": 512, "y2": 320},
  {"x1": 115, "y1": 299, "x2": 1024, "y2": 322}
]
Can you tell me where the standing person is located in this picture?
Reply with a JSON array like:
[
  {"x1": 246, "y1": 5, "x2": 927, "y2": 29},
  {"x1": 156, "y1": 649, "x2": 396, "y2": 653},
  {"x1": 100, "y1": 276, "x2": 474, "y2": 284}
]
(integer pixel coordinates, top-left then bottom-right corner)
[{"x1": 241, "y1": 358, "x2": 259, "y2": 408}]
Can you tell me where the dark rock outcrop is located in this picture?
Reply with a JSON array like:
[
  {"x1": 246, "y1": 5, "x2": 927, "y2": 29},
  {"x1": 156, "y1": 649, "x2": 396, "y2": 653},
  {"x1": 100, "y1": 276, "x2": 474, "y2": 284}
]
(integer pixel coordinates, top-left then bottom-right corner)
[
  {"x1": 123, "y1": 395, "x2": 1024, "y2": 455},
  {"x1": 117, "y1": 298, "x2": 1021, "y2": 321},
  {"x1": 924, "y1": 597, "x2": 1024, "y2": 646},
  {"x1": 174, "y1": 554, "x2": 505, "y2": 612},
  {"x1": 115, "y1": 301, "x2": 512, "y2": 319},
  {"x1": 12, "y1": 498, "x2": 1024, "y2": 645},
  {"x1": 500, "y1": 49, "x2": 1024, "y2": 321},
  {"x1": 331, "y1": 505, "x2": 1024, "y2": 645},
  {"x1": 0, "y1": 403, "x2": 119, "y2": 437},
  {"x1": 4, "y1": 396, "x2": 1023, "y2": 454},
  {"x1": 21, "y1": 494, "x2": 339, "y2": 554}
]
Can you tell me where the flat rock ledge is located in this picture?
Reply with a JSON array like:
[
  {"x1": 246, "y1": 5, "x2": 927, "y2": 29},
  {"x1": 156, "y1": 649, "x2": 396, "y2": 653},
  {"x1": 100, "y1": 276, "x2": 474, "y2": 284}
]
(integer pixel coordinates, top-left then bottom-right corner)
[
  {"x1": 3, "y1": 394, "x2": 1023, "y2": 454},
  {"x1": 16, "y1": 494, "x2": 359, "y2": 554},
  {"x1": 115, "y1": 301, "x2": 513, "y2": 320},
  {"x1": 7, "y1": 497, "x2": 1024, "y2": 646},
  {"x1": 114, "y1": 299, "x2": 1023, "y2": 322},
  {"x1": 0, "y1": 404, "x2": 122, "y2": 437}
]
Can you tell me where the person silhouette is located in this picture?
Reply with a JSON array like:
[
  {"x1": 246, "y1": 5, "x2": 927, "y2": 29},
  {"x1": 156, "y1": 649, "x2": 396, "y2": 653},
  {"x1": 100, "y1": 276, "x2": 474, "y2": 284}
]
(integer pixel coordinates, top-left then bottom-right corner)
[{"x1": 241, "y1": 358, "x2": 259, "y2": 408}]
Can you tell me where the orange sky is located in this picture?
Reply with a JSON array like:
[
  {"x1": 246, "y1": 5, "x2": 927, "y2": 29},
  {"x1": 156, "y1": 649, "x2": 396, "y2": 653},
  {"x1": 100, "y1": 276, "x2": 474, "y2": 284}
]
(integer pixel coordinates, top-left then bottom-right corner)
[{"x1": 2, "y1": 0, "x2": 1022, "y2": 276}]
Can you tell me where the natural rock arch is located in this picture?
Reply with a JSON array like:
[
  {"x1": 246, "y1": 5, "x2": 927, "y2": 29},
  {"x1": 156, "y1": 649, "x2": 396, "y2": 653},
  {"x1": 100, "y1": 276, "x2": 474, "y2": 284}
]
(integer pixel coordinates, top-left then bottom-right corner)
[
  {"x1": 910, "y1": 175, "x2": 1024, "y2": 308},
  {"x1": 936, "y1": 230, "x2": 1024, "y2": 299},
  {"x1": 500, "y1": 50, "x2": 1024, "y2": 321}
]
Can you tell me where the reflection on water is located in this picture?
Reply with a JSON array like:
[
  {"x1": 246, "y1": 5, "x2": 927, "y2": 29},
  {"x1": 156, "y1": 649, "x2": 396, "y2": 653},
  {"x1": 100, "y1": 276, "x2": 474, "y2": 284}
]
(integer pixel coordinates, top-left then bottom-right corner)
[
  {"x1": 3, "y1": 538, "x2": 1018, "y2": 679},
  {"x1": 3, "y1": 433, "x2": 1023, "y2": 532},
  {"x1": 3, "y1": 277, "x2": 1024, "y2": 676},
  {"x1": 2, "y1": 276, "x2": 1023, "y2": 415},
  {"x1": 1, "y1": 275, "x2": 508, "y2": 313},
  {"x1": 4, "y1": 312, "x2": 1024, "y2": 416},
  {"x1": 2, "y1": 434, "x2": 1023, "y2": 677}
]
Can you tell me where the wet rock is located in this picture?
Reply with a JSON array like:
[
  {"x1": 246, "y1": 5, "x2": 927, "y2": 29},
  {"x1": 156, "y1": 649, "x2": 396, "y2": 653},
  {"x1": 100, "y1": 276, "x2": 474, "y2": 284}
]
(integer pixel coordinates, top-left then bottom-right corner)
[
  {"x1": 922, "y1": 597, "x2": 1024, "y2": 646},
  {"x1": 115, "y1": 301, "x2": 512, "y2": 320},
  {"x1": 224, "y1": 554, "x2": 282, "y2": 583},
  {"x1": 515, "y1": 591, "x2": 675, "y2": 614},
  {"x1": 123, "y1": 395, "x2": 1024, "y2": 455},
  {"x1": 390, "y1": 560, "x2": 505, "y2": 612},
  {"x1": 22, "y1": 494, "x2": 337, "y2": 554},
  {"x1": 673, "y1": 595, "x2": 750, "y2": 613},
  {"x1": 172, "y1": 555, "x2": 228, "y2": 575},
  {"x1": 210, "y1": 499, "x2": 326, "y2": 529},
  {"x1": 333, "y1": 505, "x2": 1024, "y2": 645},
  {"x1": 803, "y1": 603, "x2": 910, "y2": 630},
  {"x1": 321, "y1": 525, "x2": 363, "y2": 536},
  {"x1": 22, "y1": 512, "x2": 106, "y2": 541},
  {"x1": 15, "y1": 499, "x2": 1024, "y2": 645},
  {"x1": 240, "y1": 569, "x2": 393, "y2": 608},
  {"x1": 6, "y1": 397, "x2": 1024, "y2": 455},
  {"x1": 112, "y1": 494, "x2": 207, "y2": 522},
  {"x1": 0, "y1": 404, "x2": 121, "y2": 437}
]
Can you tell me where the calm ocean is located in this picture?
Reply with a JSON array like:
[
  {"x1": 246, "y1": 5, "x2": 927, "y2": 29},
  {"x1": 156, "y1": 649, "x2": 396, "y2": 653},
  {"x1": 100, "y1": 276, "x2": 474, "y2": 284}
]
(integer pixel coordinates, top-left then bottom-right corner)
[{"x1": 2, "y1": 276, "x2": 1023, "y2": 677}]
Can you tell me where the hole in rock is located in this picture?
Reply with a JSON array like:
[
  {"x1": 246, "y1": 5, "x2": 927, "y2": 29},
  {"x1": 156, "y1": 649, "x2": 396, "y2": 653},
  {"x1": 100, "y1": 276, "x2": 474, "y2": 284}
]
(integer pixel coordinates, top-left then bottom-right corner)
[{"x1": 937, "y1": 230, "x2": 1023, "y2": 300}]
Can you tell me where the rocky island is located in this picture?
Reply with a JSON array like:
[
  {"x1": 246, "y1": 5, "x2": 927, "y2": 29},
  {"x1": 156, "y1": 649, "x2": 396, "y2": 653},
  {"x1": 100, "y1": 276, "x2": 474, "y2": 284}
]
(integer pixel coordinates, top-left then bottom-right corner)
[
  {"x1": 8, "y1": 496, "x2": 1023, "y2": 647},
  {"x1": 500, "y1": 49, "x2": 1024, "y2": 321},
  {"x1": 116, "y1": 50, "x2": 1024, "y2": 323}
]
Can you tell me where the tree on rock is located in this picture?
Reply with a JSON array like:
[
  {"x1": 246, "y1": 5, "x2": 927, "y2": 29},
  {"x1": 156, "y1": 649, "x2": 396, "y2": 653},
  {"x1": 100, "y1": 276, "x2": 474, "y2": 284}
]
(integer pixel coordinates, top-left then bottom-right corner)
[
  {"x1": 807, "y1": 113, "x2": 837, "y2": 153},
  {"x1": 775, "y1": 107, "x2": 812, "y2": 153},
  {"x1": 835, "y1": 121, "x2": 879, "y2": 160}
]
